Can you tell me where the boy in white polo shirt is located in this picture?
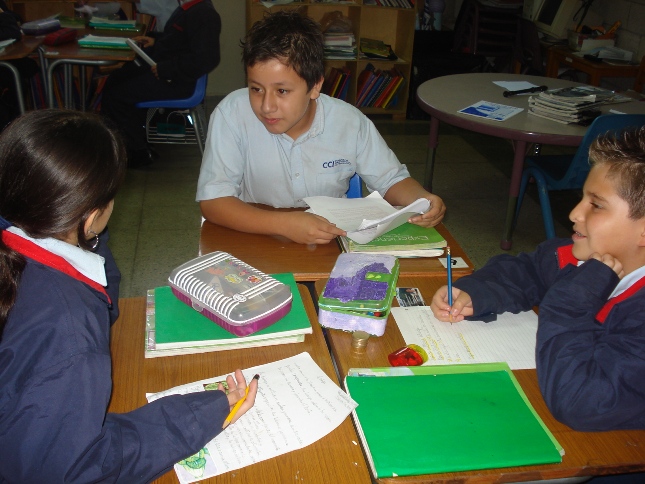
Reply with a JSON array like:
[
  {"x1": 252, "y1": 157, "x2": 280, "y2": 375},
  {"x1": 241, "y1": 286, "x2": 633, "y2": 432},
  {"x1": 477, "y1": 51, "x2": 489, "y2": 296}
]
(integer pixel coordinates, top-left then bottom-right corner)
[{"x1": 196, "y1": 11, "x2": 446, "y2": 245}]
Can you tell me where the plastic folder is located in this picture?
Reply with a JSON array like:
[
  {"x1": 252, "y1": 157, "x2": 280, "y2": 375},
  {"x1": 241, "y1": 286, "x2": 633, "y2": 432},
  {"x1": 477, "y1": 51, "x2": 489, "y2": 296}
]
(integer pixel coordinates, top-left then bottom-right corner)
[{"x1": 345, "y1": 363, "x2": 563, "y2": 478}]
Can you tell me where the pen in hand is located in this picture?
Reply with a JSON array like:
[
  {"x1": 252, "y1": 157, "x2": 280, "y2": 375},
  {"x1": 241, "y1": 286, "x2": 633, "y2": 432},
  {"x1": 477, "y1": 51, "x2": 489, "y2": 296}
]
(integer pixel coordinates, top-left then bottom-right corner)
[
  {"x1": 223, "y1": 374, "x2": 260, "y2": 428},
  {"x1": 447, "y1": 247, "x2": 453, "y2": 324}
]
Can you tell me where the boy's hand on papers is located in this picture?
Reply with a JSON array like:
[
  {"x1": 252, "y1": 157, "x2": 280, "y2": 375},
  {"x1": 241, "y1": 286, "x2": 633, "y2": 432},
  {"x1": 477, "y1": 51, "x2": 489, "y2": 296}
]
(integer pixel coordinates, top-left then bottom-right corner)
[
  {"x1": 132, "y1": 35, "x2": 154, "y2": 48},
  {"x1": 430, "y1": 285, "x2": 474, "y2": 322},
  {"x1": 279, "y1": 212, "x2": 346, "y2": 245},
  {"x1": 221, "y1": 369, "x2": 258, "y2": 429},
  {"x1": 588, "y1": 252, "x2": 625, "y2": 278},
  {"x1": 407, "y1": 194, "x2": 446, "y2": 228}
]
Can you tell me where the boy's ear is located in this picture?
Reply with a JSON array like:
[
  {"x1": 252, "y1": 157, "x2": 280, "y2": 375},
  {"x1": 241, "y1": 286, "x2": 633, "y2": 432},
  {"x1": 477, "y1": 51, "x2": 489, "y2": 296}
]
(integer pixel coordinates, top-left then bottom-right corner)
[{"x1": 310, "y1": 76, "x2": 324, "y2": 99}]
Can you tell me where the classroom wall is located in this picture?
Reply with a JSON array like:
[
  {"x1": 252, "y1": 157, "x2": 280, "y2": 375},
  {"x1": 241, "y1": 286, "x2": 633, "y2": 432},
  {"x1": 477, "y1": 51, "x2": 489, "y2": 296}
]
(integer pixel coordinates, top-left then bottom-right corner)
[{"x1": 207, "y1": 0, "x2": 246, "y2": 96}]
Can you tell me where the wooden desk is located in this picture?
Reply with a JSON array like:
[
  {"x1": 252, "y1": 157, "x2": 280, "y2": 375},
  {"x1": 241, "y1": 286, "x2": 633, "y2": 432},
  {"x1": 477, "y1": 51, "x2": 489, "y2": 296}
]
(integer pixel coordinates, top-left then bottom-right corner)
[
  {"x1": 42, "y1": 30, "x2": 136, "y2": 109},
  {"x1": 199, "y1": 219, "x2": 474, "y2": 281},
  {"x1": 545, "y1": 45, "x2": 640, "y2": 86},
  {"x1": 109, "y1": 288, "x2": 371, "y2": 484},
  {"x1": 0, "y1": 36, "x2": 44, "y2": 114},
  {"x1": 316, "y1": 276, "x2": 645, "y2": 483},
  {"x1": 416, "y1": 73, "x2": 645, "y2": 250}
]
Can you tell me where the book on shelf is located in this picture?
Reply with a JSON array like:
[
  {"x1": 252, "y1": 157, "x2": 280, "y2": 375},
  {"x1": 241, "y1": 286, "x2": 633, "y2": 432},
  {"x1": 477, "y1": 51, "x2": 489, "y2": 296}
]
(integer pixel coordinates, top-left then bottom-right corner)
[
  {"x1": 144, "y1": 273, "x2": 312, "y2": 358},
  {"x1": 382, "y1": 73, "x2": 405, "y2": 108},
  {"x1": 360, "y1": 37, "x2": 398, "y2": 60},
  {"x1": 356, "y1": 63, "x2": 378, "y2": 106},
  {"x1": 345, "y1": 363, "x2": 564, "y2": 478},
  {"x1": 363, "y1": 71, "x2": 388, "y2": 107},
  {"x1": 338, "y1": 222, "x2": 446, "y2": 258}
]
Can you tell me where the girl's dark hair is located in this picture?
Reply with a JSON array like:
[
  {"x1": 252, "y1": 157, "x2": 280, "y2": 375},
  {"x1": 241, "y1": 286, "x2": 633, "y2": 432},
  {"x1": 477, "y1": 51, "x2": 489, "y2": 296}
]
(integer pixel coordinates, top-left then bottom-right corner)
[
  {"x1": 241, "y1": 10, "x2": 325, "y2": 91},
  {"x1": 0, "y1": 109, "x2": 127, "y2": 333}
]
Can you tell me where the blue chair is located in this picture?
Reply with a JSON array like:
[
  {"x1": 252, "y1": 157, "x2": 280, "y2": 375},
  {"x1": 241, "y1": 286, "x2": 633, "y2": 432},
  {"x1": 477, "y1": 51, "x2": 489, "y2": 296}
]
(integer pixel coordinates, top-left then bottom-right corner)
[
  {"x1": 346, "y1": 173, "x2": 363, "y2": 198},
  {"x1": 135, "y1": 74, "x2": 208, "y2": 154},
  {"x1": 515, "y1": 114, "x2": 645, "y2": 239}
]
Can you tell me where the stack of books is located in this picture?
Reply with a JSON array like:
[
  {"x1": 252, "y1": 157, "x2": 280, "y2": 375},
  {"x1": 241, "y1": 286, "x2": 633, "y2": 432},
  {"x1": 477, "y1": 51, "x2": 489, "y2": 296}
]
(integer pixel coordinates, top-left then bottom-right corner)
[
  {"x1": 363, "y1": 0, "x2": 415, "y2": 7},
  {"x1": 359, "y1": 37, "x2": 397, "y2": 60},
  {"x1": 322, "y1": 66, "x2": 351, "y2": 101},
  {"x1": 338, "y1": 223, "x2": 446, "y2": 257},
  {"x1": 323, "y1": 32, "x2": 356, "y2": 59},
  {"x1": 528, "y1": 86, "x2": 632, "y2": 125},
  {"x1": 356, "y1": 63, "x2": 405, "y2": 109}
]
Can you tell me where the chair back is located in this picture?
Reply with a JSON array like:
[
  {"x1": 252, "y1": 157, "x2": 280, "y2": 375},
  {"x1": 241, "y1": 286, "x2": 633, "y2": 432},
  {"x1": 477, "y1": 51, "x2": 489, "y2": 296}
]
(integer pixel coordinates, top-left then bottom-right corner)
[
  {"x1": 346, "y1": 173, "x2": 363, "y2": 198},
  {"x1": 555, "y1": 114, "x2": 645, "y2": 190},
  {"x1": 135, "y1": 74, "x2": 208, "y2": 109}
]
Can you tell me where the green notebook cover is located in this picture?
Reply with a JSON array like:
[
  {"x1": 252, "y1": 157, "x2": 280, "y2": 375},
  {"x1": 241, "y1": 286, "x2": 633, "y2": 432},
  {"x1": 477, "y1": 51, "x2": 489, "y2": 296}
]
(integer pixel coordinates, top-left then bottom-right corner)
[
  {"x1": 348, "y1": 223, "x2": 446, "y2": 251},
  {"x1": 154, "y1": 273, "x2": 311, "y2": 349},
  {"x1": 345, "y1": 363, "x2": 563, "y2": 478}
]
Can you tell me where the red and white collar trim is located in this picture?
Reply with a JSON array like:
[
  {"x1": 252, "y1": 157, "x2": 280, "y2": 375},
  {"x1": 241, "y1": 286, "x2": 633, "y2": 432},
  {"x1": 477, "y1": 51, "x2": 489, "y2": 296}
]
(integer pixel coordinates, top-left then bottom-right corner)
[
  {"x1": 180, "y1": 0, "x2": 204, "y2": 10},
  {"x1": 556, "y1": 243, "x2": 645, "y2": 323},
  {"x1": 1, "y1": 229, "x2": 110, "y2": 302}
]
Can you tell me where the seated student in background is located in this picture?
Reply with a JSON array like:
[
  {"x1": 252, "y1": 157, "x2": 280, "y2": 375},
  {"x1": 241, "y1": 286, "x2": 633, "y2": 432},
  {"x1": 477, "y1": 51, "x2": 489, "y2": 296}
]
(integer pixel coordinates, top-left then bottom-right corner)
[
  {"x1": 196, "y1": 11, "x2": 446, "y2": 245},
  {"x1": 431, "y1": 126, "x2": 645, "y2": 432},
  {"x1": 101, "y1": 0, "x2": 220, "y2": 167},
  {"x1": 0, "y1": 110, "x2": 258, "y2": 481}
]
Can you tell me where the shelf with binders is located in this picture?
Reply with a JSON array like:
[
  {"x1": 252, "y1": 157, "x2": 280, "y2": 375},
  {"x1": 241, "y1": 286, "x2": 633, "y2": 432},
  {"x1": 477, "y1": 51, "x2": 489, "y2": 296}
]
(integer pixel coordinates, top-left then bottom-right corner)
[{"x1": 246, "y1": 0, "x2": 416, "y2": 118}]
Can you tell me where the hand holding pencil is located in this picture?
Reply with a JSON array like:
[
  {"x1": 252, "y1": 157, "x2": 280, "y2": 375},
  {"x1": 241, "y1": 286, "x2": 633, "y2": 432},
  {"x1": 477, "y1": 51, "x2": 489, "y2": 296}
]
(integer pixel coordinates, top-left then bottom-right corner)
[{"x1": 220, "y1": 370, "x2": 260, "y2": 429}]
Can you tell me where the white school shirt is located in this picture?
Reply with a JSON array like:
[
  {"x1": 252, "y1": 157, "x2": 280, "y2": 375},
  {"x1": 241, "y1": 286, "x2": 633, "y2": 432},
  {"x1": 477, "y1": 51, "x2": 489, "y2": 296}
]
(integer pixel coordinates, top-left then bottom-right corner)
[{"x1": 196, "y1": 89, "x2": 410, "y2": 208}]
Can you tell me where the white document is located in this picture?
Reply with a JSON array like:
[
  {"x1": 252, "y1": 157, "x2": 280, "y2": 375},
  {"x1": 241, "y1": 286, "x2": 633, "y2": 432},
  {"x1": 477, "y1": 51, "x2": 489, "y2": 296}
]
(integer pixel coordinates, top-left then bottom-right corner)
[
  {"x1": 304, "y1": 192, "x2": 430, "y2": 244},
  {"x1": 493, "y1": 81, "x2": 539, "y2": 91},
  {"x1": 391, "y1": 307, "x2": 538, "y2": 369},
  {"x1": 126, "y1": 38, "x2": 157, "y2": 67},
  {"x1": 458, "y1": 100, "x2": 524, "y2": 121},
  {"x1": 147, "y1": 352, "x2": 357, "y2": 483}
]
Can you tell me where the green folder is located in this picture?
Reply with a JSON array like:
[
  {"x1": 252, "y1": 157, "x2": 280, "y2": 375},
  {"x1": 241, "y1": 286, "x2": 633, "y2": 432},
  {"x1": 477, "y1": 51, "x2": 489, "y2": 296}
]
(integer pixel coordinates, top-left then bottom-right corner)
[
  {"x1": 345, "y1": 363, "x2": 563, "y2": 478},
  {"x1": 148, "y1": 273, "x2": 312, "y2": 356}
]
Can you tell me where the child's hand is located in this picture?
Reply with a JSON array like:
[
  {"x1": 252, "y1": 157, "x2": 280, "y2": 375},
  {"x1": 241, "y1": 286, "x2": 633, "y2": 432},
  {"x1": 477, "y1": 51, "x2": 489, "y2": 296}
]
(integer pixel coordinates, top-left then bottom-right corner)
[
  {"x1": 588, "y1": 252, "x2": 625, "y2": 278},
  {"x1": 408, "y1": 193, "x2": 446, "y2": 227},
  {"x1": 132, "y1": 35, "x2": 154, "y2": 48},
  {"x1": 430, "y1": 285, "x2": 473, "y2": 322},
  {"x1": 219, "y1": 369, "x2": 258, "y2": 429},
  {"x1": 280, "y1": 212, "x2": 346, "y2": 245}
]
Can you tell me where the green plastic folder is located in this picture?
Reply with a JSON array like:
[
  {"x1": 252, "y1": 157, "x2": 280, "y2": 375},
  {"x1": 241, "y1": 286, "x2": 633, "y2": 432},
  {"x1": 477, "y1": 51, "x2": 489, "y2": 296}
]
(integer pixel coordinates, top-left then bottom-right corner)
[
  {"x1": 345, "y1": 363, "x2": 563, "y2": 478},
  {"x1": 152, "y1": 273, "x2": 311, "y2": 351}
]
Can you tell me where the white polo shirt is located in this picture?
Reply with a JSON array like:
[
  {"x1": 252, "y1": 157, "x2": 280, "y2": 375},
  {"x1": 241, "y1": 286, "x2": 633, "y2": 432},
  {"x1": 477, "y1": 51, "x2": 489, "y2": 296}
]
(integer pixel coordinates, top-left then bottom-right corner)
[{"x1": 196, "y1": 89, "x2": 410, "y2": 208}]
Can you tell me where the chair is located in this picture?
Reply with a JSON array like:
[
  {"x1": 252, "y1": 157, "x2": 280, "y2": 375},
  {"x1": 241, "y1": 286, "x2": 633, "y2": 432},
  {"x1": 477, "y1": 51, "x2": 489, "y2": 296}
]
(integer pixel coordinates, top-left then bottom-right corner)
[
  {"x1": 513, "y1": 18, "x2": 544, "y2": 75},
  {"x1": 135, "y1": 74, "x2": 208, "y2": 154},
  {"x1": 634, "y1": 55, "x2": 645, "y2": 93},
  {"x1": 514, "y1": 114, "x2": 645, "y2": 239},
  {"x1": 346, "y1": 173, "x2": 363, "y2": 198}
]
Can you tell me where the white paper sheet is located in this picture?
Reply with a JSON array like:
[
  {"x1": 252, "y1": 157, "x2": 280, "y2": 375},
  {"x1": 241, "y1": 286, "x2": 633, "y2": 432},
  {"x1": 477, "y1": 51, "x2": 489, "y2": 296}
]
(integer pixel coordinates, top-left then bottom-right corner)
[
  {"x1": 391, "y1": 307, "x2": 538, "y2": 369},
  {"x1": 304, "y1": 192, "x2": 430, "y2": 244},
  {"x1": 458, "y1": 100, "x2": 524, "y2": 121},
  {"x1": 147, "y1": 352, "x2": 357, "y2": 483}
]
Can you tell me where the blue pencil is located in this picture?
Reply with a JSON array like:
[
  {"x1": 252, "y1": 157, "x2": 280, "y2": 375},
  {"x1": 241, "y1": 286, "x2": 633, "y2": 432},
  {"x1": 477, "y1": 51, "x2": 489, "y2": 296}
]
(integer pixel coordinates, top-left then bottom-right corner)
[{"x1": 447, "y1": 247, "x2": 453, "y2": 323}]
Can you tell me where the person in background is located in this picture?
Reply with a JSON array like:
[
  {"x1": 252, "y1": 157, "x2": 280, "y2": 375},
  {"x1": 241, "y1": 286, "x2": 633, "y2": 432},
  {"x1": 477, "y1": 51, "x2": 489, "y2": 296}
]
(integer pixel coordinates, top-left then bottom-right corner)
[
  {"x1": 196, "y1": 11, "x2": 446, "y2": 245},
  {"x1": 101, "y1": 0, "x2": 220, "y2": 167},
  {"x1": 0, "y1": 110, "x2": 258, "y2": 482},
  {"x1": 431, "y1": 126, "x2": 645, "y2": 435}
]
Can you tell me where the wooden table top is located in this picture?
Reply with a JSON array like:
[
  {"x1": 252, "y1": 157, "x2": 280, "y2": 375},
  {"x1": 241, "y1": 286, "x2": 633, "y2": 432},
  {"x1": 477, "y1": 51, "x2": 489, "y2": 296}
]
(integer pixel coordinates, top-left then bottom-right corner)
[
  {"x1": 0, "y1": 36, "x2": 43, "y2": 61},
  {"x1": 42, "y1": 28, "x2": 137, "y2": 61},
  {"x1": 315, "y1": 276, "x2": 645, "y2": 483},
  {"x1": 109, "y1": 287, "x2": 371, "y2": 484},
  {"x1": 199, "y1": 220, "x2": 473, "y2": 282}
]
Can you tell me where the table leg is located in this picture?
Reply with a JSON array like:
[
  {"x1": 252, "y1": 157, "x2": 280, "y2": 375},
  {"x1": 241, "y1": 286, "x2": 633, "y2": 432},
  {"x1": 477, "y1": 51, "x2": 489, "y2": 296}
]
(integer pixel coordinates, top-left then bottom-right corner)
[
  {"x1": 501, "y1": 139, "x2": 528, "y2": 250},
  {"x1": 424, "y1": 117, "x2": 440, "y2": 192},
  {"x1": 0, "y1": 62, "x2": 25, "y2": 115}
]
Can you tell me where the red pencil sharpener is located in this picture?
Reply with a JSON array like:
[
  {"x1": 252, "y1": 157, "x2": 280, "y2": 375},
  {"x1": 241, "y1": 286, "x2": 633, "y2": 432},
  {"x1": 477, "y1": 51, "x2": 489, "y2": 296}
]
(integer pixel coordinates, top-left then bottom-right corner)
[{"x1": 388, "y1": 344, "x2": 428, "y2": 367}]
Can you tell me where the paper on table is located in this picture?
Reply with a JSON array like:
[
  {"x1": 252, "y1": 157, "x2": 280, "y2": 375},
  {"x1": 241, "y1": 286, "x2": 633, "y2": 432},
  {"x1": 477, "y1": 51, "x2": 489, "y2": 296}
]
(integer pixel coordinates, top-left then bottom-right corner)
[
  {"x1": 391, "y1": 307, "x2": 538, "y2": 369},
  {"x1": 147, "y1": 352, "x2": 357, "y2": 483},
  {"x1": 493, "y1": 81, "x2": 539, "y2": 91},
  {"x1": 459, "y1": 101, "x2": 524, "y2": 121},
  {"x1": 304, "y1": 192, "x2": 430, "y2": 244}
]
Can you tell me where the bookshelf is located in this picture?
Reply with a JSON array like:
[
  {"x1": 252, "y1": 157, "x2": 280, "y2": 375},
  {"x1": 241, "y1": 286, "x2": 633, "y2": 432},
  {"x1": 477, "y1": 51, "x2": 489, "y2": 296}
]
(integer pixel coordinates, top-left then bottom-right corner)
[{"x1": 246, "y1": 0, "x2": 418, "y2": 118}]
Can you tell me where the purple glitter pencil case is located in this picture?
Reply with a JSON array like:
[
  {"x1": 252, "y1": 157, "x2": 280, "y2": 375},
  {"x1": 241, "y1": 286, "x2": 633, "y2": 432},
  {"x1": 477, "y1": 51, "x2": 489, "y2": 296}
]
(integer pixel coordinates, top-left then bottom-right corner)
[
  {"x1": 168, "y1": 252, "x2": 292, "y2": 337},
  {"x1": 318, "y1": 253, "x2": 399, "y2": 336}
]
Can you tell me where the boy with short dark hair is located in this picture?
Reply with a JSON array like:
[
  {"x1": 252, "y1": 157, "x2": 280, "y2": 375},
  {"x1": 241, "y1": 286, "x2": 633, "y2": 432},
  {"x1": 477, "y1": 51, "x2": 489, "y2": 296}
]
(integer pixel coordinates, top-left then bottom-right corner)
[
  {"x1": 431, "y1": 126, "x2": 645, "y2": 432},
  {"x1": 196, "y1": 11, "x2": 446, "y2": 245}
]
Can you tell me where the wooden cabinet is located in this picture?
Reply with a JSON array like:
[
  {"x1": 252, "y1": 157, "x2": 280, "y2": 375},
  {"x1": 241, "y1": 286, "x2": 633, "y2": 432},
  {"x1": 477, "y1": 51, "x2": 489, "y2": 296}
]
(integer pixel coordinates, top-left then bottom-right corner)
[{"x1": 246, "y1": 1, "x2": 418, "y2": 118}]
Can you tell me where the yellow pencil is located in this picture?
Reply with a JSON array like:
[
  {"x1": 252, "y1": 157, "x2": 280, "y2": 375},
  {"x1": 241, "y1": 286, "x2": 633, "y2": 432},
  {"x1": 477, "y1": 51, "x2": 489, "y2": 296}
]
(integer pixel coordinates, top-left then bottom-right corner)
[{"x1": 223, "y1": 374, "x2": 260, "y2": 427}]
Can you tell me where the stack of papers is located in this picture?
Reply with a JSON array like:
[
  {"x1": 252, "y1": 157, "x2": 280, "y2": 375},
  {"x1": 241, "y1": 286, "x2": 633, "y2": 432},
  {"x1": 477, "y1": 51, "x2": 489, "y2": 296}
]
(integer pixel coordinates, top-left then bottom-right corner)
[
  {"x1": 323, "y1": 32, "x2": 356, "y2": 60},
  {"x1": 89, "y1": 17, "x2": 139, "y2": 31},
  {"x1": 78, "y1": 34, "x2": 129, "y2": 49}
]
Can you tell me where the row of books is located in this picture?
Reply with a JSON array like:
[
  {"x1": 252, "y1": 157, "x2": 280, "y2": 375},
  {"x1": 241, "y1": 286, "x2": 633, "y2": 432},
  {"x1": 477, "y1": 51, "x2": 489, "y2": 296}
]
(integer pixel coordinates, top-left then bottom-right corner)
[
  {"x1": 356, "y1": 64, "x2": 405, "y2": 109},
  {"x1": 322, "y1": 66, "x2": 351, "y2": 101},
  {"x1": 528, "y1": 86, "x2": 632, "y2": 125},
  {"x1": 364, "y1": 0, "x2": 415, "y2": 8}
]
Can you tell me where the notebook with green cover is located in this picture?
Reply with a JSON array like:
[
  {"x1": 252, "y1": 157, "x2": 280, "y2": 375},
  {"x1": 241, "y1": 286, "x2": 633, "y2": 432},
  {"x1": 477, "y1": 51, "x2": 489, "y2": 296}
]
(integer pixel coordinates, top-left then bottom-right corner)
[
  {"x1": 339, "y1": 223, "x2": 446, "y2": 254},
  {"x1": 345, "y1": 363, "x2": 563, "y2": 478},
  {"x1": 145, "y1": 273, "x2": 312, "y2": 358}
]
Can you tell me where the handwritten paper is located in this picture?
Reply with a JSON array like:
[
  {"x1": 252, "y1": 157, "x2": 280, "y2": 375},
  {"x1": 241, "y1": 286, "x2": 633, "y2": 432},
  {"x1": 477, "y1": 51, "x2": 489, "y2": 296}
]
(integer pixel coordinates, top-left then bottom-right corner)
[
  {"x1": 391, "y1": 307, "x2": 538, "y2": 369},
  {"x1": 304, "y1": 192, "x2": 429, "y2": 244},
  {"x1": 147, "y1": 352, "x2": 357, "y2": 483}
]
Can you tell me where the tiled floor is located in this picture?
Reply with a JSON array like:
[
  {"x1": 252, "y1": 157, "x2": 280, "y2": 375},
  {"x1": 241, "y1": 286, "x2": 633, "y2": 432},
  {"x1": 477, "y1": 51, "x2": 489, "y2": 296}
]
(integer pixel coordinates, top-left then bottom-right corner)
[{"x1": 109, "y1": 99, "x2": 579, "y2": 298}]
